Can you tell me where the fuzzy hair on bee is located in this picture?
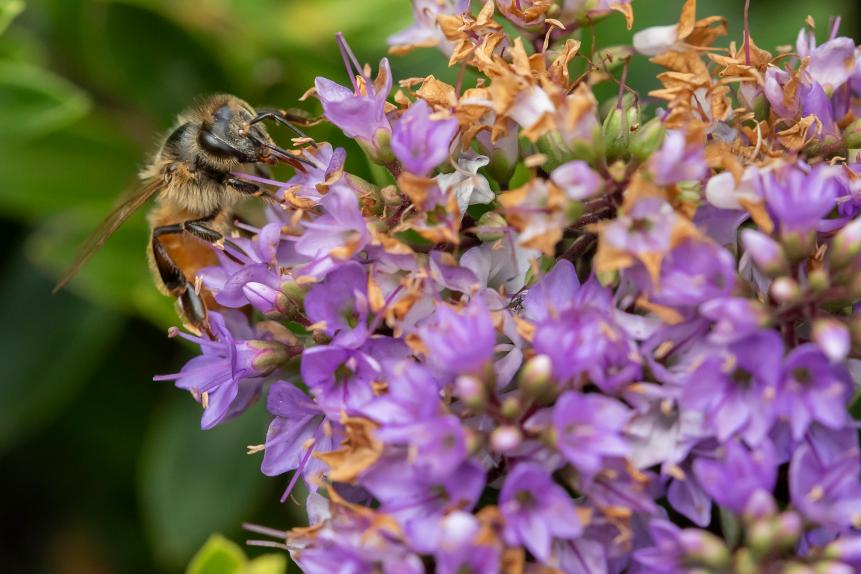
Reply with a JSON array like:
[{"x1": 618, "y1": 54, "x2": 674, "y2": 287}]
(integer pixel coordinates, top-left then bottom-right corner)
[{"x1": 54, "y1": 93, "x2": 316, "y2": 335}]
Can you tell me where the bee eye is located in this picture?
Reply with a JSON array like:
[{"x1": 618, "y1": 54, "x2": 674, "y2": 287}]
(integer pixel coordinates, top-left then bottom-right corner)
[{"x1": 198, "y1": 128, "x2": 243, "y2": 159}]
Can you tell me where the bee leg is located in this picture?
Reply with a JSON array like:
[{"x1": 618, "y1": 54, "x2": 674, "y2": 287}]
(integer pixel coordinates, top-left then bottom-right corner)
[
  {"x1": 250, "y1": 110, "x2": 318, "y2": 148},
  {"x1": 225, "y1": 177, "x2": 261, "y2": 195},
  {"x1": 150, "y1": 231, "x2": 210, "y2": 335}
]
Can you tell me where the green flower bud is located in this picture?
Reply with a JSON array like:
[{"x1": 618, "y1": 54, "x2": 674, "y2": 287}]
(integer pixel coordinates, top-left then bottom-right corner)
[
  {"x1": 476, "y1": 211, "x2": 508, "y2": 242},
  {"x1": 500, "y1": 396, "x2": 521, "y2": 419},
  {"x1": 518, "y1": 354, "x2": 557, "y2": 404},
  {"x1": 829, "y1": 218, "x2": 861, "y2": 270},
  {"x1": 602, "y1": 102, "x2": 639, "y2": 161},
  {"x1": 781, "y1": 230, "x2": 817, "y2": 262},
  {"x1": 679, "y1": 529, "x2": 731, "y2": 569},
  {"x1": 630, "y1": 117, "x2": 666, "y2": 162},
  {"x1": 771, "y1": 277, "x2": 802, "y2": 304},
  {"x1": 808, "y1": 268, "x2": 830, "y2": 293},
  {"x1": 843, "y1": 119, "x2": 861, "y2": 150},
  {"x1": 455, "y1": 375, "x2": 487, "y2": 410}
]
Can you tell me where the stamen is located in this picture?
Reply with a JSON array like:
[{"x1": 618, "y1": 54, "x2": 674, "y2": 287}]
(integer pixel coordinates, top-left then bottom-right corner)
[
  {"x1": 829, "y1": 16, "x2": 842, "y2": 40},
  {"x1": 246, "y1": 540, "x2": 289, "y2": 550},
  {"x1": 743, "y1": 0, "x2": 751, "y2": 66},
  {"x1": 280, "y1": 444, "x2": 316, "y2": 503},
  {"x1": 336, "y1": 32, "x2": 366, "y2": 93},
  {"x1": 243, "y1": 522, "x2": 288, "y2": 539}
]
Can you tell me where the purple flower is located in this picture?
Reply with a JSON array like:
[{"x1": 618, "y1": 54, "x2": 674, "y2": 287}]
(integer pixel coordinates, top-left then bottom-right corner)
[
  {"x1": 553, "y1": 391, "x2": 631, "y2": 478},
  {"x1": 315, "y1": 33, "x2": 392, "y2": 150},
  {"x1": 387, "y1": 0, "x2": 471, "y2": 56},
  {"x1": 295, "y1": 184, "x2": 370, "y2": 275},
  {"x1": 758, "y1": 163, "x2": 840, "y2": 234},
  {"x1": 361, "y1": 456, "x2": 485, "y2": 551},
  {"x1": 806, "y1": 36, "x2": 858, "y2": 91},
  {"x1": 680, "y1": 331, "x2": 783, "y2": 444},
  {"x1": 301, "y1": 337, "x2": 408, "y2": 418},
  {"x1": 304, "y1": 262, "x2": 370, "y2": 346},
  {"x1": 199, "y1": 222, "x2": 301, "y2": 315},
  {"x1": 602, "y1": 197, "x2": 676, "y2": 255},
  {"x1": 523, "y1": 259, "x2": 580, "y2": 322},
  {"x1": 533, "y1": 304, "x2": 641, "y2": 392},
  {"x1": 391, "y1": 99, "x2": 458, "y2": 176},
  {"x1": 650, "y1": 239, "x2": 736, "y2": 309},
  {"x1": 154, "y1": 311, "x2": 287, "y2": 429},
  {"x1": 418, "y1": 298, "x2": 496, "y2": 377},
  {"x1": 282, "y1": 143, "x2": 347, "y2": 204},
  {"x1": 378, "y1": 415, "x2": 467, "y2": 479},
  {"x1": 550, "y1": 160, "x2": 604, "y2": 200},
  {"x1": 634, "y1": 520, "x2": 729, "y2": 574},
  {"x1": 649, "y1": 130, "x2": 708, "y2": 186},
  {"x1": 261, "y1": 382, "x2": 335, "y2": 501},
  {"x1": 776, "y1": 344, "x2": 851, "y2": 440},
  {"x1": 790, "y1": 427, "x2": 861, "y2": 528},
  {"x1": 499, "y1": 463, "x2": 583, "y2": 563},
  {"x1": 693, "y1": 439, "x2": 778, "y2": 514}
]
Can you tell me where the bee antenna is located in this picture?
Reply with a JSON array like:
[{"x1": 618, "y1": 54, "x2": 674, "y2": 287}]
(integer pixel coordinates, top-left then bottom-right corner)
[{"x1": 250, "y1": 110, "x2": 318, "y2": 148}]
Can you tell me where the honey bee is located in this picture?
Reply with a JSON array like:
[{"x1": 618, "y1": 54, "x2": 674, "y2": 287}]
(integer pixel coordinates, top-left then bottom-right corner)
[{"x1": 54, "y1": 94, "x2": 314, "y2": 334}]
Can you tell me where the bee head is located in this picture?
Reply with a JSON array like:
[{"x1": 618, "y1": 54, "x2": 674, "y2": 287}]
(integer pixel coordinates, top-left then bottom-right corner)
[{"x1": 197, "y1": 100, "x2": 273, "y2": 166}]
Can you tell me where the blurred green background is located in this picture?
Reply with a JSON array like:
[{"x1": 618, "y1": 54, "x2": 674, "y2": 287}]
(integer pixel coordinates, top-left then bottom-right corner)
[{"x1": 0, "y1": 0, "x2": 856, "y2": 572}]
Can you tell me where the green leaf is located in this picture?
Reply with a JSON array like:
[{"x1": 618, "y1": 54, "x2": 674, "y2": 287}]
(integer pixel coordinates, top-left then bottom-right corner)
[
  {"x1": 139, "y1": 398, "x2": 271, "y2": 570},
  {"x1": 243, "y1": 554, "x2": 287, "y2": 574},
  {"x1": 186, "y1": 534, "x2": 287, "y2": 574},
  {"x1": 0, "y1": 247, "x2": 123, "y2": 453},
  {"x1": 0, "y1": 0, "x2": 23, "y2": 35},
  {"x1": 186, "y1": 535, "x2": 246, "y2": 574},
  {"x1": 0, "y1": 60, "x2": 90, "y2": 142}
]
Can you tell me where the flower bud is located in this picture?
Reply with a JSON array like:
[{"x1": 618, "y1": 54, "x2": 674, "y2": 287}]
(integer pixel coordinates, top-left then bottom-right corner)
[
  {"x1": 380, "y1": 184, "x2": 403, "y2": 206},
  {"x1": 500, "y1": 396, "x2": 521, "y2": 419},
  {"x1": 829, "y1": 218, "x2": 861, "y2": 270},
  {"x1": 630, "y1": 116, "x2": 666, "y2": 162},
  {"x1": 742, "y1": 489, "x2": 777, "y2": 522},
  {"x1": 248, "y1": 340, "x2": 291, "y2": 374},
  {"x1": 602, "y1": 101, "x2": 639, "y2": 162},
  {"x1": 518, "y1": 354, "x2": 556, "y2": 404},
  {"x1": 490, "y1": 425, "x2": 523, "y2": 454},
  {"x1": 733, "y1": 549, "x2": 758, "y2": 574},
  {"x1": 476, "y1": 211, "x2": 508, "y2": 242},
  {"x1": 455, "y1": 375, "x2": 487, "y2": 410},
  {"x1": 813, "y1": 318, "x2": 851, "y2": 362},
  {"x1": 808, "y1": 268, "x2": 830, "y2": 293},
  {"x1": 679, "y1": 529, "x2": 730, "y2": 569},
  {"x1": 813, "y1": 561, "x2": 854, "y2": 574},
  {"x1": 824, "y1": 536, "x2": 861, "y2": 563},
  {"x1": 782, "y1": 563, "x2": 815, "y2": 574},
  {"x1": 781, "y1": 229, "x2": 817, "y2": 262},
  {"x1": 358, "y1": 127, "x2": 395, "y2": 165},
  {"x1": 843, "y1": 119, "x2": 861, "y2": 150},
  {"x1": 741, "y1": 229, "x2": 789, "y2": 277},
  {"x1": 771, "y1": 277, "x2": 802, "y2": 304},
  {"x1": 592, "y1": 46, "x2": 635, "y2": 74}
]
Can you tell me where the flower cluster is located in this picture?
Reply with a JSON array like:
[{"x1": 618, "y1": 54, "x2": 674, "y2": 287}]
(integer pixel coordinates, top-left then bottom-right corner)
[{"x1": 161, "y1": 1, "x2": 861, "y2": 572}]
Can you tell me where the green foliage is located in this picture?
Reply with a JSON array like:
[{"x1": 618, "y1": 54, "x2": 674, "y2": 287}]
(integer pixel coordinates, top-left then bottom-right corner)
[
  {"x1": 0, "y1": 0, "x2": 23, "y2": 35},
  {"x1": 139, "y1": 399, "x2": 272, "y2": 570},
  {"x1": 186, "y1": 534, "x2": 286, "y2": 574}
]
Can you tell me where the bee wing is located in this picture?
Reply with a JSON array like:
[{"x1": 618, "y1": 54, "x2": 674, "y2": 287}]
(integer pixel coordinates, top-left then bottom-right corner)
[{"x1": 53, "y1": 180, "x2": 163, "y2": 293}]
